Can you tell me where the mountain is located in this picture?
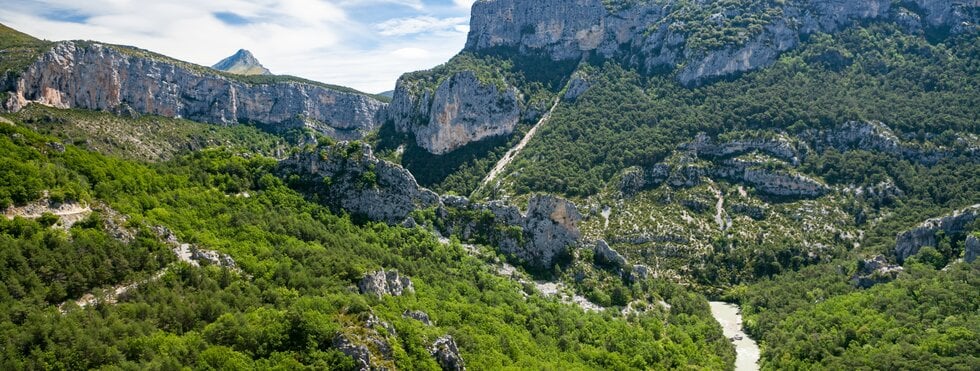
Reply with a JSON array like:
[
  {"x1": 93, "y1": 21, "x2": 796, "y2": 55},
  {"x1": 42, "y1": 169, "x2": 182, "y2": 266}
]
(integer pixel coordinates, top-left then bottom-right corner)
[
  {"x1": 1, "y1": 1, "x2": 979, "y2": 370},
  {"x1": 0, "y1": 26, "x2": 386, "y2": 140},
  {"x1": 212, "y1": 49, "x2": 273, "y2": 76}
]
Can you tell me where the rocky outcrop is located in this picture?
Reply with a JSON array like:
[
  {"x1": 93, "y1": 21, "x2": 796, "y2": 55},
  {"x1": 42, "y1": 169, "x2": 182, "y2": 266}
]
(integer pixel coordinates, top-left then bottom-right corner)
[
  {"x1": 594, "y1": 239, "x2": 627, "y2": 269},
  {"x1": 334, "y1": 313, "x2": 397, "y2": 371},
  {"x1": 387, "y1": 71, "x2": 521, "y2": 154},
  {"x1": 895, "y1": 204, "x2": 980, "y2": 262},
  {"x1": 685, "y1": 133, "x2": 800, "y2": 164},
  {"x1": 403, "y1": 310, "x2": 432, "y2": 326},
  {"x1": 813, "y1": 121, "x2": 961, "y2": 165},
  {"x1": 5, "y1": 41, "x2": 384, "y2": 139},
  {"x1": 908, "y1": 0, "x2": 980, "y2": 31},
  {"x1": 279, "y1": 142, "x2": 440, "y2": 224},
  {"x1": 444, "y1": 194, "x2": 582, "y2": 269},
  {"x1": 563, "y1": 71, "x2": 591, "y2": 102},
  {"x1": 464, "y1": 0, "x2": 976, "y2": 86},
  {"x1": 359, "y1": 269, "x2": 414, "y2": 298},
  {"x1": 851, "y1": 255, "x2": 903, "y2": 288},
  {"x1": 966, "y1": 235, "x2": 979, "y2": 263},
  {"x1": 212, "y1": 49, "x2": 272, "y2": 76},
  {"x1": 712, "y1": 158, "x2": 828, "y2": 198},
  {"x1": 153, "y1": 226, "x2": 237, "y2": 268},
  {"x1": 429, "y1": 336, "x2": 466, "y2": 371}
]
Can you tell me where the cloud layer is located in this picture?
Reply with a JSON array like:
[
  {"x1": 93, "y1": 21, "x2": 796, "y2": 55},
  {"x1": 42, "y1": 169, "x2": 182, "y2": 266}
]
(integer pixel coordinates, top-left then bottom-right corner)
[{"x1": 0, "y1": 0, "x2": 474, "y2": 93}]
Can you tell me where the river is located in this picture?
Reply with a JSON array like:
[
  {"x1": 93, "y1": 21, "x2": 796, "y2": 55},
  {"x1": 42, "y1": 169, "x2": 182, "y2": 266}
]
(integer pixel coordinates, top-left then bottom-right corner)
[{"x1": 709, "y1": 301, "x2": 760, "y2": 371}]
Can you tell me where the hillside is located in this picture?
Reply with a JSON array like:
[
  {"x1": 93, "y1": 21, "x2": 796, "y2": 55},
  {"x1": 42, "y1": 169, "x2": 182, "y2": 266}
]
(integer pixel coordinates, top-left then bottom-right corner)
[
  {"x1": 0, "y1": 0, "x2": 979, "y2": 369},
  {"x1": 371, "y1": 0, "x2": 980, "y2": 368}
]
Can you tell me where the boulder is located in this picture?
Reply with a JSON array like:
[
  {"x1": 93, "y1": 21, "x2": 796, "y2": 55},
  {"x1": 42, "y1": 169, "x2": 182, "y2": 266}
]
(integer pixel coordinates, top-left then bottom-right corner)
[{"x1": 402, "y1": 310, "x2": 432, "y2": 326}]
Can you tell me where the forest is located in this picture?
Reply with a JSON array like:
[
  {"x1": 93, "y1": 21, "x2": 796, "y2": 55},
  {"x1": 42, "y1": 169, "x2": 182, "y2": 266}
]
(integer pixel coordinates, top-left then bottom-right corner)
[{"x1": 0, "y1": 120, "x2": 734, "y2": 369}]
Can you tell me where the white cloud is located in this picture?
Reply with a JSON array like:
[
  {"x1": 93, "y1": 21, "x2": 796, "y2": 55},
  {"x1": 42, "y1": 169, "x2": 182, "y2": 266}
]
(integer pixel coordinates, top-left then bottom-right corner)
[
  {"x1": 375, "y1": 16, "x2": 468, "y2": 37},
  {"x1": 454, "y1": 0, "x2": 476, "y2": 9},
  {"x1": 0, "y1": 0, "x2": 472, "y2": 93}
]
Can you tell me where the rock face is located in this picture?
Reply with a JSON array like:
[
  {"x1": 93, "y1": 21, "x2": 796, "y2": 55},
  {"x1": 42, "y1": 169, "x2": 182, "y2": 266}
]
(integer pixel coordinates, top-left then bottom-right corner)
[
  {"x1": 358, "y1": 269, "x2": 414, "y2": 298},
  {"x1": 895, "y1": 204, "x2": 980, "y2": 262},
  {"x1": 387, "y1": 71, "x2": 521, "y2": 154},
  {"x1": 712, "y1": 158, "x2": 828, "y2": 198},
  {"x1": 684, "y1": 133, "x2": 800, "y2": 164},
  {"x1": 965, "y1": 235, "x2": 979, "y2": 263},
  {"x1": 429, "y1": 336, "x2": 466, "y2": 371},
  {"x1": 442, "y1": 194, "x2": 582, "y2": 269},
  {"x1": 851, "y1": 255, "x2": 903, "y2": 288},
  {"x1": 212, "y1": 49, "x2": 272, "y2": 76},
  {"x1": 909, "y1": 0, "x2": 979, "y2": 31},
  {"x1": 813, "y1": 121, "x2": 960, "y2": 165},
  {"x1": 5, "y1": 41, "x2": 385, "y2": 139},
  {"x1": 594, "y1": 239, "x2": 627, "y2": 269},
  {"x1": 464, "y1": 0, "x2": 976, "y2": 86},
  {"x1": 279, "y1": 142, "x2": 440, "y2": 223}
]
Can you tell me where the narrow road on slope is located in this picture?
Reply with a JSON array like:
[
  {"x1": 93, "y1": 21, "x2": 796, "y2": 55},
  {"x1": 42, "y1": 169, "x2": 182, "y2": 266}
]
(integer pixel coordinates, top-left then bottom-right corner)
[{"x1": 478, "y1": 97, "x2": 561, "y2": 190}]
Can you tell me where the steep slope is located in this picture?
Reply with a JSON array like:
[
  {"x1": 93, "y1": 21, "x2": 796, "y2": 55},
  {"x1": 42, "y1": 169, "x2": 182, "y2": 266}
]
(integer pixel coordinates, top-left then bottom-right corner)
[
  {"x1": 374, "y1": 1, "x2": 980, "y2": 368},
  {"x1": 382, "y1": 0, "x2": 978, "y2": 159},
  {"x1": 212, "y1": 49, "x2": 273, "y2": 76},
  {"x1": 0, "y1": 117, "x2": 735, "y2": 370},
  {"x1": 0, "y1": 27, "x2": 386, "y2": 140}
]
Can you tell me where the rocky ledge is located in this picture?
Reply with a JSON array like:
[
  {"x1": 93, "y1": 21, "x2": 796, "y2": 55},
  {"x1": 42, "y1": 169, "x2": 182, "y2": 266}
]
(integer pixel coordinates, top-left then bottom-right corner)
[
  {"x1": 4, "y1": 41, "x2": 385, "y2": 139},
  {"x1": 281, "y1": 142, "x2": 584, "y2": 270},
  {"x1": 895, "y1": 204, "x2": 980, "y2": 262}
]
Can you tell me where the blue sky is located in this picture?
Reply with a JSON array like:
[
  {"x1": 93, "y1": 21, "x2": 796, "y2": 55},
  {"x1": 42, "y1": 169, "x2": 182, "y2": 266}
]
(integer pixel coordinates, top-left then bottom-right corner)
[{"x1": 0, "y1": 0, "x2": 476, "y2": 93}]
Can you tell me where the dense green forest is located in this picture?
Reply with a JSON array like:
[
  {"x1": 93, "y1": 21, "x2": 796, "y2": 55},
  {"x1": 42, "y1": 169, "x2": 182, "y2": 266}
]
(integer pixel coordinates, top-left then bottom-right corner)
[
  {"x1": 498, "y1": 24, "x2": 978, "y2": 199},
  {"x1": 0, "y1": 116, "x2": 733, "y2": 369}
]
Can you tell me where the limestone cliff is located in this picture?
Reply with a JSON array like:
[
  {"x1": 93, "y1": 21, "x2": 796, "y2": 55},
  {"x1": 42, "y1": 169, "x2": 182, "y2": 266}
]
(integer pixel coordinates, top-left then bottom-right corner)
[
  {"x1": 5, "y1": 41, "x2": 385, "y2": 139},
  {"x1": 466, "y1": 0, "x2": 976, "y2": 85},
  {"x1": 387, "y1": 71, "x2": 521, "y2": 154}
]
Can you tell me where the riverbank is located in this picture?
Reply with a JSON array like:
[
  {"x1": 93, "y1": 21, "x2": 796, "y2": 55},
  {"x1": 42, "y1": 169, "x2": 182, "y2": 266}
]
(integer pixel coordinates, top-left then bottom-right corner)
[{"x1": 709, "y1": 301, "x2": 760, "y2": 371}]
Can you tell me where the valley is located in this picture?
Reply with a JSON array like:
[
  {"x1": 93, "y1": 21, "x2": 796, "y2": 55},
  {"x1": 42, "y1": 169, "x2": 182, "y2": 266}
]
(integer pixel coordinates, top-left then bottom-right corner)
[{"x1": 0, "y1": 0, "x2": 978, "y2": 369}]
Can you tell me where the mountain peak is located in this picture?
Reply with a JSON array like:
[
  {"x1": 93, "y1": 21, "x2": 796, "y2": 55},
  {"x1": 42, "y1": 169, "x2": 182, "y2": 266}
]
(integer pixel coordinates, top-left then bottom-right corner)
[{"x1": 212, "y1": 49, "x2": 272, "y2": 76}]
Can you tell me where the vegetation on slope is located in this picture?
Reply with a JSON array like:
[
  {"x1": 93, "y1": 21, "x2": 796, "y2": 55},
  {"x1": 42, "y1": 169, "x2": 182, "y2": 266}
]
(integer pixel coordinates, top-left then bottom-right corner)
[{"x1": 0, "y1": 118, "x2": 734, "y2": 369}]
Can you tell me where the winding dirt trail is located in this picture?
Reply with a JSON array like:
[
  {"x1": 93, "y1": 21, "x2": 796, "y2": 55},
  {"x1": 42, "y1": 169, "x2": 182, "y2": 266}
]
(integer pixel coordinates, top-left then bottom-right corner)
[{"x1": 479, "y1": 97, "x2": 561, "y2": 190}]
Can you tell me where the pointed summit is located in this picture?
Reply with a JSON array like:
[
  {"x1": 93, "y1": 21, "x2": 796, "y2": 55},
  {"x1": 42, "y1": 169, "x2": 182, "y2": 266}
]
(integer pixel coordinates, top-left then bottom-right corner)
[{"x1": 212, "y1": 49, "x2": 272, "y2": 76}]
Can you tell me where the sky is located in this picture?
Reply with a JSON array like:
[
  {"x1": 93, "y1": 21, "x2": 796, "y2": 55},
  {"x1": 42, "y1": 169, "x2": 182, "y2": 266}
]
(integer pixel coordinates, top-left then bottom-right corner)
[{"x1": 0, "y1": 0, "x2": 476, "y2": 93}]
